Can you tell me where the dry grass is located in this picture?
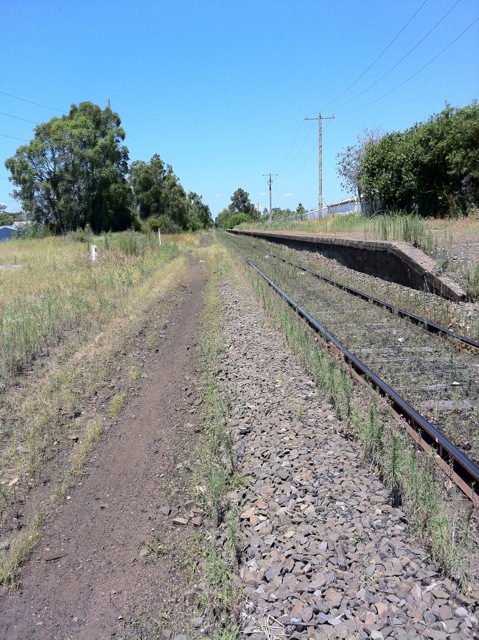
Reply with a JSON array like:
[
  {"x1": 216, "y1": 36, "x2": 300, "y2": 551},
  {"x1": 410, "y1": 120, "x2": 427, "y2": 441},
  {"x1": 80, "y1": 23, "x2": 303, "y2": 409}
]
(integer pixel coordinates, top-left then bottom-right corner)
[{"x1": 0, "y1": 231, "x2": 201, "y2": 582}]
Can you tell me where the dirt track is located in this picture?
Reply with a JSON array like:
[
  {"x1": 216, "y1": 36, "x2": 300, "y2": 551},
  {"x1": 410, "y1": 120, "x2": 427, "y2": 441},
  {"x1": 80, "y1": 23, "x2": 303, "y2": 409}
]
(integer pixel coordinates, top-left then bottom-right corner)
[{"x1": 0, "y1": 257, "x2": 206, "y2": 639}]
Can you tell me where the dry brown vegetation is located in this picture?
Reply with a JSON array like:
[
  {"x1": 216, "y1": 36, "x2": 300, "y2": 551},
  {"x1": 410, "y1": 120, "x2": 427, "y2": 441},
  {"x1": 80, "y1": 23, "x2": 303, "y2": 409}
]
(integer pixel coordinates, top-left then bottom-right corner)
[{"x1": 0, "y1": 232, "x2": 200, "y2": 583}]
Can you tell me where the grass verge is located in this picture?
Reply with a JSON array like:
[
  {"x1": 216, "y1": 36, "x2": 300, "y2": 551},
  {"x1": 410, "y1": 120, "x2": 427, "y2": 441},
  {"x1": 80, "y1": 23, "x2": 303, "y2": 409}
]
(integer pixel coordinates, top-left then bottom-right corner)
[{"x1": 189, "y1": 242, "x2": 242, "y2": 637}]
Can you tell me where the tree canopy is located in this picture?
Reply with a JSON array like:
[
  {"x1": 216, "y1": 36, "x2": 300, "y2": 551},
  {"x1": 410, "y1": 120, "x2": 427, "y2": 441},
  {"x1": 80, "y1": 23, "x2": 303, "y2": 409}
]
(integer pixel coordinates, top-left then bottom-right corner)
[
  {"x1": 215, "y1": 187, "x2": 259, "y2": 228},
  {"x1": 229, "y1": 188, "x2": 259, "y2": 220},
  {"x1": 349, "y1": 103, "x2": 479, "y2": 216},
  {"x1": 5, "y1": 103, "x2": 213, "y2": 235},
  {"x1": 5, "y1": 102, "x2": 133, "y2": 233},
  {"x1": 129, "y1": 154, "x2": 212, "y2": 232},
  {"x1": 336, "y1": 127, "x2": 383, "y2": 200}
]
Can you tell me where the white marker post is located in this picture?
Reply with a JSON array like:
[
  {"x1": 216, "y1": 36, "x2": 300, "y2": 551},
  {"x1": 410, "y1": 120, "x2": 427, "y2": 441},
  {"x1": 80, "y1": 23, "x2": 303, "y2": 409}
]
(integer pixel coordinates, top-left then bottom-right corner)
[
  {"x1": 90, "y1": 244, "x2": 97, "y2": 262},
  {"x1": 158, "y1": 229, "x2": 162, "y2": 246}
]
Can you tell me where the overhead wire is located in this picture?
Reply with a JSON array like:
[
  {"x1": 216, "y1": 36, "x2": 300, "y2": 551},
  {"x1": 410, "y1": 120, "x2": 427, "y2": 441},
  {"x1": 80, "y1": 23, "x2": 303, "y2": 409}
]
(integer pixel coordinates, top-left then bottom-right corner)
[
  {"x1": 278, "y1": 121, "x2": 315, "y2": 176},
  {"x1": 0, "y1": 90, "x2": 66, "y2": 114},
  {"x1": 336, "y1": 15, "x2": 479, "y2": 115},
  {"x1": 273, "y1": 120, "x2": 305, "y2": 173},
  {"x1": 333, "y1": 0, "x2": 462, "y2": 109},
  {"x1": 0, "y1": 133, "x2": 30, "y2": 142},
  {"x1": 316, "y1": 0, "x2": 429, "y2": 112},
  {"x1": 0, "y1": 111, "x2": 40, "y2": 124},
  {"x1": 284, "y1": 139, "x2": 318, "y2": 179}
]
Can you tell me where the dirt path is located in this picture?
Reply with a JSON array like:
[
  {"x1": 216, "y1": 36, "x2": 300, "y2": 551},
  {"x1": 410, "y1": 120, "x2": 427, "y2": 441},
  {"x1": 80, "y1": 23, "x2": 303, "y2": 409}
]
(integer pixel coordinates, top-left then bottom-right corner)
[{"x1": 0, "y1": 257, "x2": 206, "y2": 639}]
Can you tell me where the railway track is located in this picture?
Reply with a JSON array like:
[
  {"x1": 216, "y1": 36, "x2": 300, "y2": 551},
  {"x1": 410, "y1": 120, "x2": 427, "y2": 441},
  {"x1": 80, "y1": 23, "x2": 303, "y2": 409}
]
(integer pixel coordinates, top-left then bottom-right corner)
[{"x1": 225, "y1": 232, "x2": 479, "y2": 505}]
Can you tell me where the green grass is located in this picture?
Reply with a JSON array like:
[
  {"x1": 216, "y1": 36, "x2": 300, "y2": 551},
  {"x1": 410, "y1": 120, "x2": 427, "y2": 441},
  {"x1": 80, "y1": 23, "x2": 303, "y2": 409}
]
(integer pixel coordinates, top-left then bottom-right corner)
[
  {"x1": 462, "y1": 262, "x2": 479, "y2": 300},
  {"x1": 188, "y1": 242, "x2": 242, "y2": 637}
]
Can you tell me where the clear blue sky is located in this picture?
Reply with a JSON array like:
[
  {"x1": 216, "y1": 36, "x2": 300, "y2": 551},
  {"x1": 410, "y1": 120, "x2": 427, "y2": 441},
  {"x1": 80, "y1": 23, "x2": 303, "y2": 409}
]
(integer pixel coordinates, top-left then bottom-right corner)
[{"x1": 1, "y1": 0, "x2": 478, "y2": 218}]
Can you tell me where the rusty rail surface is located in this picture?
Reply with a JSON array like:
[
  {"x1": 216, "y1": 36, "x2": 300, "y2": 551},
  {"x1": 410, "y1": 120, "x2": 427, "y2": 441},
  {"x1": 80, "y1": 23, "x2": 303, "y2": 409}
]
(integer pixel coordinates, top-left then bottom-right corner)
[{"x1": 245, "y1": 256, "x2": 479, "y2": 507}]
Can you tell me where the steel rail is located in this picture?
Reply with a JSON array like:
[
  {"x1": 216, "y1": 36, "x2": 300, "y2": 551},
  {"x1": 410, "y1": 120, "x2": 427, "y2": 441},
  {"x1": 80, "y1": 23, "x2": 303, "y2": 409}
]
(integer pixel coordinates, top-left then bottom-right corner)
[
  {"x1": 268, "y1": 251, "x2": 479, "y2": 352},
  {"x1": 245, "y1": 256, "x2": 479, "y2": 506}
]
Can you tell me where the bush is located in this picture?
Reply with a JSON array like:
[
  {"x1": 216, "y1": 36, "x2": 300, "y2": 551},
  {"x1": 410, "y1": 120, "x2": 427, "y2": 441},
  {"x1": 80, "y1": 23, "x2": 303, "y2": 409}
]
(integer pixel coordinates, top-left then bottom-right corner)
[
  {"x1": 217, "y1": 213, "x2": 253, "y2": 229},
  {"x1": 141, "y1": 215, "x2": 181, "y2": 234},
  {"x1": 359, "y1": 102, "x2": 479, "y2": 217}
]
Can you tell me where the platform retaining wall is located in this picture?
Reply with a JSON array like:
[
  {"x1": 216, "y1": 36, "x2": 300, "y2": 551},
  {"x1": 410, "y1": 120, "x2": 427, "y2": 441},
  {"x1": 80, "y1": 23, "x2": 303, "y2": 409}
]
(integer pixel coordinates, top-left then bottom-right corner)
[{"x1": 227, "y1": 229, "x2": 465, "y2": 302}]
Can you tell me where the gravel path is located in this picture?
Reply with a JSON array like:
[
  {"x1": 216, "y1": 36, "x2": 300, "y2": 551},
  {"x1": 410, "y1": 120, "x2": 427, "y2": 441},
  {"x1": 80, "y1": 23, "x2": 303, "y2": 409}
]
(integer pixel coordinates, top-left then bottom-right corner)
[{"x1": 216, "y1": 268, "x2": 478, "y2": 639}]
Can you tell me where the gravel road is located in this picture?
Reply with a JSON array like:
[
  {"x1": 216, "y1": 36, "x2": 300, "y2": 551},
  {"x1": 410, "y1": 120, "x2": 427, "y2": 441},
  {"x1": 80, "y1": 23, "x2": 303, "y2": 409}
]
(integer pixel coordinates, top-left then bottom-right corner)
[{"x1": 216, "y1": 265, "x2": 478, "y2": 639}]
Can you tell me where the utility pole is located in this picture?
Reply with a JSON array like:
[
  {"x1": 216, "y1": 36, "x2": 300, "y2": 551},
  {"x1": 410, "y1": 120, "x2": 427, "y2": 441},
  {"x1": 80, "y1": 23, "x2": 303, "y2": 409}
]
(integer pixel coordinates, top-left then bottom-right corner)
[
  {"x1": 304, "y1": 113, "x2": 334, "y2": 217},
  {"x1": 263, "y1": 173, "x2": 278, "y2": 223}
]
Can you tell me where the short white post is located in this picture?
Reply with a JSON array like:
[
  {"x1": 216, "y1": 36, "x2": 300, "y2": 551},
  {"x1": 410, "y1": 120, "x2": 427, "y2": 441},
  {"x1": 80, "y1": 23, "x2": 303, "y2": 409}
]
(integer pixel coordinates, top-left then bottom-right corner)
[
  {"x1": 158, "y1": 229, "x2": 162, "y2": 246},
  {"x1": 90, "y1": 244, "x2": 97, "y2": 262}
]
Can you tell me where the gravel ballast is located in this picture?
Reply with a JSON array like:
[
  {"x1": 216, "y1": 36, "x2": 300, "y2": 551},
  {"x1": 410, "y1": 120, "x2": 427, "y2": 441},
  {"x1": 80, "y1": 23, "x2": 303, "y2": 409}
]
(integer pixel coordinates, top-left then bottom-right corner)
[{"x1": 215, "y1": 267, "x2": 478, "y2": 639}]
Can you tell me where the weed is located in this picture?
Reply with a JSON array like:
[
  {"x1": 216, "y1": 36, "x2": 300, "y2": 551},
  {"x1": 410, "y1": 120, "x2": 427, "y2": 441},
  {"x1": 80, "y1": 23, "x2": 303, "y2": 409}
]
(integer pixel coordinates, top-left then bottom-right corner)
[
  {"x1": 217, "y1": 624, "x2": 240, "y2": 639},
  {"x1": 199, "y1": 545, "x2": 241, "y2": 615},
  {"x1": 153, "y1": 611, "x2": 171, "y2": 623},
  {"x1": 363, "y1": 404, "x2": 384, "y2": 464},
  {"x1": 360, "y1": 561, "x2": 380, "y2": 587},
  {"x1": 462, "y1": 262, "x2": 479, "y2": 300},
  {"x1": 110, "y1": 392, "x2": 126, "y2": 418},
  {"x1": 54, "y1": 419, "x2": 102, "y2": 500},
  {"x1": 128, "y1": 365, "x2": 141, "y2": 383},
  {"x1": 383, "y1": 432, "x2": 404, "y2": 506},
  {"x1": 0, "y1": 511, "x2": 43, "y2": 585},
  {"x1": 226, "y1": 508, "x2": 241, "y2": 565},
  {"x1": 146, "y1": 334, "x2": 157, "y2": 349},
  {"x1": 139, "y1": 539, "x2": 169, "y2": 562}
]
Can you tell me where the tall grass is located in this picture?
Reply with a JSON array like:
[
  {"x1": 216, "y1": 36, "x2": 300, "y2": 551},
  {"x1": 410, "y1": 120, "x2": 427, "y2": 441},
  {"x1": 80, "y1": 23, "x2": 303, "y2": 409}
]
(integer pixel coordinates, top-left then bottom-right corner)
[
  {"x1": 365, "y1": 214, "x2": 437, "y2": 253},
  {"x1": 242, "y1": 212, "x2": 438, "y2": 255},
  {"x1": 0, "y1": 235, "x2": 178, "y2": 384}
]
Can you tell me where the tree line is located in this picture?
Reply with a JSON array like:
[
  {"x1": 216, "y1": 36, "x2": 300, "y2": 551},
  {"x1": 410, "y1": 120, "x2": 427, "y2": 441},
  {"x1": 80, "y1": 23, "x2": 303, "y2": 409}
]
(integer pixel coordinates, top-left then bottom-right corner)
[
  {"x1": 215, "y1": 188, "x2": 307, "y2": 228},
  {"x1": 336, "y1": 102, "x2": 479, "y2": 217},
  {"x1": 5, "y1": 102, "x2": 213, "y2": 234}
]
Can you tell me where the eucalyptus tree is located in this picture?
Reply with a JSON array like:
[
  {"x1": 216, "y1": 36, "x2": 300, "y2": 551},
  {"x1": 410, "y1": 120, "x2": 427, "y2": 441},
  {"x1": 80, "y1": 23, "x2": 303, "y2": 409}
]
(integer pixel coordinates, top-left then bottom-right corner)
[
  {"x1": 5, "y1": 102, "x2": 133, "y2": 233},
  {"x1": 129, "y1": 155, "x2": 212, "y2": 231},
  {"x1": 229, "y1": 187, "x2": 258, "y2": 220}
]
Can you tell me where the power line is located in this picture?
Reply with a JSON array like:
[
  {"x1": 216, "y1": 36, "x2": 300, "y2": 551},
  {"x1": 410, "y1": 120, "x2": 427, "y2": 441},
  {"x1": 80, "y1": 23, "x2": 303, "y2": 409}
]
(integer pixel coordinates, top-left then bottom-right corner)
[
  {"x1": 0, "y1": 90, "x2": 66, "y2": 114},
  {"x1": 274, "y1": 120, "x2": 305, "y2": 174},
  {"x1": 279, "y1": 122, "x2": 315, "y2": 176},
  {"x1": 317, "y1": 0, "x2": 429, "y2": 111},
  {"x1": 284, "y1": 139, "x2": 318, "y2": 179},
  {"x1": 0, "y1": 133, "x2": 29, "y2": 141},
  {"x1": 334, "y1": 0, "x2": 462, "y2": 110},
  {"x1": 337, "y1": 15, "x2": 479, "y2": 115},
  {"x1": 0, "y1": 111, "x2": 40, "y2": 124}
]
